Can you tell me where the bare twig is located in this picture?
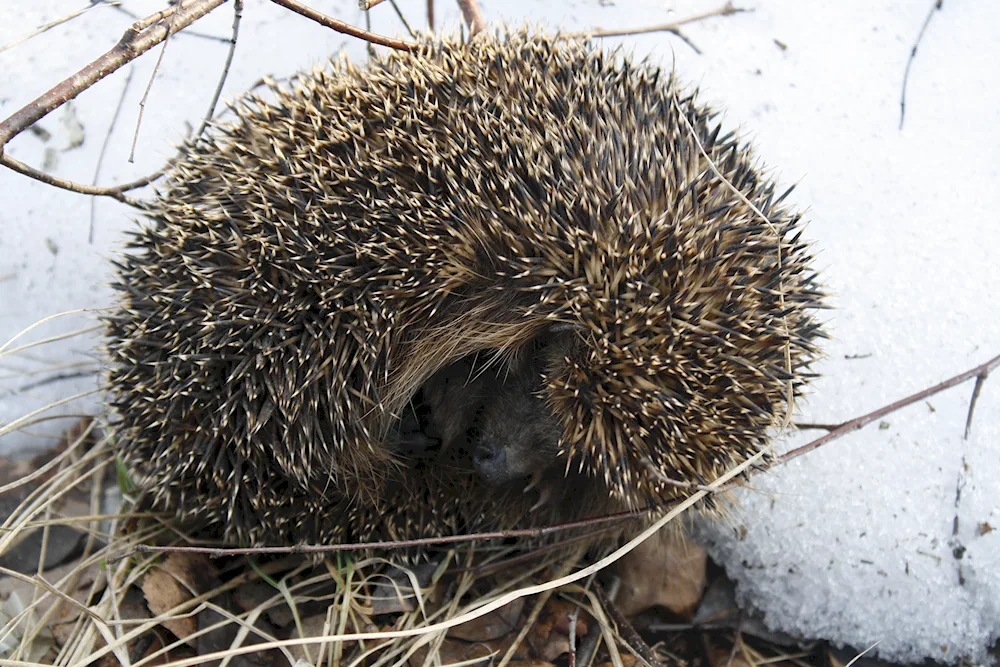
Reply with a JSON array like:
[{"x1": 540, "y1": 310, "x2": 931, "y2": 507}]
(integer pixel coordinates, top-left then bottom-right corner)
[
  {"x1": 567, "y1": 2, "x2": 746, "y2": 40},
  {"x1": 0, "y1": 0, "x2": 228, "y2": 201},
  {"x1": 780, "y1": 352, "x2": 1000, "y2": 464},
  {"x1": 0, "y1": 0, "x2": 226, "y2": 152},
  {"x1": 793, "y1": 422, "x2": 840, "y2": 431},
  {"x1": 427, "y1": 0, "x2": 434, "y2": 31},
  {"x1": 128, "y1": 2, "x2": 185, "y2": 163},
  {"x1": 110, "y1": 509, "x2": 644, "y2": 562},
  {"x1": 388, "y1": 0, "x2": 417, "y2": 39},
  {"x1": 89, "y1": 67, "x2": 135, "y2": 242},
  {"x1": 725, "y1": 611, "x2": 744, "y2": 667},
  {"x1": 456, "y1": 0, "x2": 486, "y2": 35},
  {"x1": 900, "y1": 0, "x2": 943, "y2": 130},
  {"x1": 360, "y1": 0, "x2": 387, "y2": 8},
  {"x1": 109, "y1": 353, "x2": 1000, "y2": 564},
  {"x1": 268, "y1": 0, "x2": 415, "y2": 50},
  {"x1": 595, "y1": 582, "x2": 663, "y2": 667},
  {"x1": 0, "y1": 154, "x2": 141, "y2": 205},
  {"x1": 364, "y1": 2, "x2": 376, "y2": 60},
  {"x1": 193, "y1": 0, "x2": 243, "y2": 140},
  {"x1": 964, "y1": 370, "x2": 989, "y2": 439},
  {"x1": 0, "y1": 2, "x2": 121, "y2": 54}
]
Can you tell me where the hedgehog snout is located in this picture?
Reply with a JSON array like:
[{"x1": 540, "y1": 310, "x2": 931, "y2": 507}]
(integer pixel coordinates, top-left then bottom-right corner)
[{"x1": 471, "y1": 441, "x2": 508, "y2": 483}]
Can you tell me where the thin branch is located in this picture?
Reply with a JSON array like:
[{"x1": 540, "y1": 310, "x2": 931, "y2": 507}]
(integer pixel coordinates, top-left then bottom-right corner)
[
  {"x1": 427, "y1": 0, "x2": 435, "y2": 31},
  {"x1": 267, "y1": 0, "x2": 415, "y2": 50},
  {"x1": 128, "y1": 3, "x2": 184, "y2": 163},
  {"x1": 0, "y1": 0, "x2": 227, "y2": 151},
  {"x1": 0, "y1": 2, "x2": 122, "y2": 54},
  {"x1": 566, "y1": 2, "x2": 747, "y2": 40},
  {"x1": 106, "y1": 1, "x2": 232, "y2": 43},
  {"x1": 964, "y1": 370, "x2": 989, "y2": 440},
  {"x1": 0, "y1": 153, "x2": 141, "y2": 206},
  {"x1": 360, "y1": 0, "x2": 387, "y2": 8},
  {"x1": 108, "y1": 353, "x2": 1000, "y2": 564},
  {"x1": 456, "y1": 0, "x2": 486, "y2": 35},
  {"x1": 594, "y1": 582, "x2": 663, "y2": 667},
  {"x1": 89, "y1": 66, "x2": 136, "y2": 242},
  {"x1": 0, "y1": 0, "x2": 229, "y2": 202},
  {"x1": 388, "y1": 0, "x2": 417, "y2": 39},
  {"x1": 900, "y1": 0, "x2": 943, "y2": 130},
  {"x1": 792, "y1": 422, "x2": 840, "y2": 431},
  {"x1": 109, "y1": 508, "x2": 645, "y2": 562},
  {"x1": 780, "y1": 352, "x2": 1000, "y2": 464},
  {"x1": 192, "y1": 0, "x2": 243, "y2": 141}
]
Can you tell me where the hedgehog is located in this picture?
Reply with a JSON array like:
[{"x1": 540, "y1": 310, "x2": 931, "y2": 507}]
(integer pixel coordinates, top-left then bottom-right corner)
[{"x1": 106, "y1": 29, "x2": 824, "y2": 552}]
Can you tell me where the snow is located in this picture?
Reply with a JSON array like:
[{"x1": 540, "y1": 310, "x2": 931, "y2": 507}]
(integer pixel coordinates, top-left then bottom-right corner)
[{"x1": 1, "y1": 0, "x2": 998, "y2": 662}]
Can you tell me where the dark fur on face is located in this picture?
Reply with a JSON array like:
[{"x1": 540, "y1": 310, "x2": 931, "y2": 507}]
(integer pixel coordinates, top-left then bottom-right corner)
[{"x1": 390, "y1": 330, "x2": 574, "y2": 490}]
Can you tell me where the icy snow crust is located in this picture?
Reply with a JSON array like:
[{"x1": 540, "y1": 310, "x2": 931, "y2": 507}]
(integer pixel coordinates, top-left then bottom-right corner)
[{"x1": 1, "y1": 0, "x2": 998, "y2": 661}]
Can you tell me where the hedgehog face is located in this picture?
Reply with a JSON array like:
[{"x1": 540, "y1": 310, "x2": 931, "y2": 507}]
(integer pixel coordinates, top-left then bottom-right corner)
[
  {"x1": 464, "y1": 348, "x2": 562, "y2": 487},
  {"x1": 413, "y1": 334, "x2": 569, "y2": 488}
]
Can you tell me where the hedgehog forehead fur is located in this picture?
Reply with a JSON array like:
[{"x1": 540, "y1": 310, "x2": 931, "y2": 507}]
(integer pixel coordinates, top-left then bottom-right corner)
[{"x1": 107, "y1": 29, "x2": 824, "y2": 548}]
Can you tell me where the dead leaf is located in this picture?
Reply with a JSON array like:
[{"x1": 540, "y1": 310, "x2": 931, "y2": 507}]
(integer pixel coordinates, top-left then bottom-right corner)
[
  {"x1": 141, "y1": 566, "x2": 197, "y2": 641},
  {"x1": 158, "y1": 552, "x2": 219, "y2": 593},
  {"x1": 197, "y1": 597, "x2": 275, "y2": 667},
  {"x1": 598, "y1": 657, "x2": 638, "y2": 667},
  {"x1": 706, "y1": 643, "x2": 751, "y2": 667},
  {"x1": 0, "y1": 556, "x2": 102, "y2": 624},
  {"x1": 370, "y1": 562, "x2": 438, "y2": 615},
  {"x1": 613, "y1": 528, "x2": 706, "y2": 618},
  {"x1": 410, "y1": 636, "x2": 527, "y2": 667},
  {"x1": 285, "y1": 613, "x2": 331, "y2": 665},
  {"x1": 541, "y1": 598, "x2": 589, "y2": 638},
  {"x1": 448, "y1": 596, "x2": 523, "y2": 641}
]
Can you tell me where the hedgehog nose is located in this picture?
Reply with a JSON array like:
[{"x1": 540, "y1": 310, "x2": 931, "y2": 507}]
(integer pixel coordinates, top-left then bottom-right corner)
[{"x1": 472, "y1": 442, "x2": 506, "y2": 480}]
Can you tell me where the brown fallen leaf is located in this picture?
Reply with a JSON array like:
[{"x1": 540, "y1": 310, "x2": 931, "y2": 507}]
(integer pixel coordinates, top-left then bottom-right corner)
[
  {"x1": 141, "y1": 552, "x2": 219, "y2": 642},
  {"x1": 158, "y1": 552, "x2": 220, "y2": 594},
  {"x1": 284, "y1": 612, "x2": 330, "y2": 665},
  {"x1": 141, "y1": 566, "x2": 198, "y2": 642},
  {"x1": 197, "y1": 597, "x2": 275, "y2": 667},
  {"x1": 530, "y1": 597, "x2": 591, "y2": 662},
  {"x1": 448, "y1": 596, "x2": 524, "y2": 641},
  {"x1": 598, "y1": 656, "x2": 638, "y2": 667},
  {"x1": 613, "y1": 527, "x2": 706, "y2": 618},
  {"x1": 410, "y1": 635, "x2": 529, "y2": 667}
]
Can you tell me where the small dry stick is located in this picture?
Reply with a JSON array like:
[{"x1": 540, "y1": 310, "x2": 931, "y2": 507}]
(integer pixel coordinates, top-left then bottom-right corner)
[
  {"x1": 780, "y1": 351, "x2": 1000, "y2": 464},
  {"x1": 268, "y1": 0, "x2": 415, "y2": 50},
  {"x1": 129, "y1": 1, "x2": 184, "y2": 162},
  {"x1": 0, "y1": 0, "x2": 229, "y2": 203},
  {"x1": 110, "y1": 354, "x2": 1000, "y2": 563},
  {"x1": 964, "y1": 369, "x2": 990, "y2": 440},
  {"x1": 0, "y1": 0, "x2": 226, "y2": 151},
  {"x1": 89, "y1": 67, "x2": 136, "y2": 242},
  {"x1": 427, "y1": 0, "x2": 435, "y2": 31},
  {"x1": 0, "y1": 2, "x2": 122, "y2": 54},
  {"x1": 108, "y1": 510, "x2": 643, "y2": 562},
  {"x1": 594, "y1": 582, "x2": 663, "y2": 667},
  {"x1": 386, "y1": 0, "x2": 416, "y2": 39},
  {"x1": 900, "y1": 0, "x2": 944, "y2": 130},
  {"x1": 456, "y1": 0, "x2": 486, "y2": 35},
  {"x1": 567, "y1": 2, "x2": 746, "y2": 39},
  {"x1": 724, "y1": 611, "x2": 744, "y2": 667},
  {"x1": 360, "y1": 0, "x2": 387, "y2": 8}
]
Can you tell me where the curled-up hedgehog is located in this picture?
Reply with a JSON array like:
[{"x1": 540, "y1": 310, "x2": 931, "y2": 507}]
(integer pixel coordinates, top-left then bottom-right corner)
[{"x1": 106, "y1": 29, "x2": 824, "y2": 551}]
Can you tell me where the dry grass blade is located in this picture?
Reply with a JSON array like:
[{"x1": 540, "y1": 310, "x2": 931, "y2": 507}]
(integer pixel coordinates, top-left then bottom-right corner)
[{"x1": 0, "y1": 2, "x2": 122, "y2": 55}]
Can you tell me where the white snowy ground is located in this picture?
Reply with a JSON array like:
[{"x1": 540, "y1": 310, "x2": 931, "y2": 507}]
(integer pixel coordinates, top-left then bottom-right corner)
[{"x1": 1, "y1": 0, "x2": 998, "y2": 662}]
